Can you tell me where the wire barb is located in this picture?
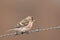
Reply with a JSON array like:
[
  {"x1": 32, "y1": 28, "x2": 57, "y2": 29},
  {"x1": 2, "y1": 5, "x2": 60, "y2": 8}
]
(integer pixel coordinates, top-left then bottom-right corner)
[{"x1": 0, "y1": 26, "x2": 60, "y2": 38}]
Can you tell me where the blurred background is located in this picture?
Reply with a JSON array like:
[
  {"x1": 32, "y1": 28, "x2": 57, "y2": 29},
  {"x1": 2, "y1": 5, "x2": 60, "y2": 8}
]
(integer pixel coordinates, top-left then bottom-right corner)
[{"x1": 0, "y1": 0, "x2": 60, "y2": 40}]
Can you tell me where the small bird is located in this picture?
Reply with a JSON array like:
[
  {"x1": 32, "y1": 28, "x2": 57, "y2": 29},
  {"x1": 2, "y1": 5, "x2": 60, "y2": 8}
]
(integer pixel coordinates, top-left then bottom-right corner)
[{"x1": 8, "y1": 16, "x2": 35, "y2": 34}]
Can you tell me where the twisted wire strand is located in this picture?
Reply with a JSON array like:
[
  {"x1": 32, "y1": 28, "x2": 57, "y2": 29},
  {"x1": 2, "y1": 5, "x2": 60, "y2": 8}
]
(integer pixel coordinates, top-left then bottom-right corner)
[{"x1": 0, "y1": 26, "x2": 60, "y2": 38}]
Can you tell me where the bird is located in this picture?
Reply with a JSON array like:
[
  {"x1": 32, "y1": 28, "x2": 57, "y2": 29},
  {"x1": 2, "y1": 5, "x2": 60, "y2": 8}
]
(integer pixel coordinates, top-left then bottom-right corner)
[{"x1": 8, "y1": 16, "x2": 35, "y2": 35}]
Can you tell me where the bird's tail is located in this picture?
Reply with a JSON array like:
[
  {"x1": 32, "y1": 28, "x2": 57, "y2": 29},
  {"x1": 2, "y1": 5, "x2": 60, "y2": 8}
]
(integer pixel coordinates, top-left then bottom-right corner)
[{"x1": 7, "y1": 28, "x2": 18, "y2": 32}]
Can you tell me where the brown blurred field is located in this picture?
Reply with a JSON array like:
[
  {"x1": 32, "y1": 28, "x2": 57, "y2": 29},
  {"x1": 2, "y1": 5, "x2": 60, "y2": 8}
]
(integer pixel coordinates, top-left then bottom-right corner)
[{"x1": 0, "y1": 0, "x2": 60, "y2": 40}]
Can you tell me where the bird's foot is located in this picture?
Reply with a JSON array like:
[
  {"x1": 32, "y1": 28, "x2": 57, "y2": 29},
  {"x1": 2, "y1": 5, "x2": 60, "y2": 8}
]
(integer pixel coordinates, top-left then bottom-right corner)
[{"x1": 21, "y1": 31, "x2": 29, "y2": 34}]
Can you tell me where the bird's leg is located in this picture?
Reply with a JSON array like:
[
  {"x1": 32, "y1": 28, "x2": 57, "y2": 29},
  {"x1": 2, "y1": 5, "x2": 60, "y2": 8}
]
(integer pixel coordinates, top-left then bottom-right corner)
[
  {"x1": 20, "y1": 31, "x2": 29, "y2": 34},
  {"x1": 15, "y1": 31, "x2": 29, "y2": 35},
  {"x1": 21, "y1": 32, "x2": 25, "y2": 34}
]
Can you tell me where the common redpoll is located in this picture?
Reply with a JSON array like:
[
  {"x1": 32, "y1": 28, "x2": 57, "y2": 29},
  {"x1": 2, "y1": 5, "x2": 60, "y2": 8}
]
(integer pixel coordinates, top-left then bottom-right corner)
[{"x1": 8, "y1": 16, "x2": 35, "y2": 34}]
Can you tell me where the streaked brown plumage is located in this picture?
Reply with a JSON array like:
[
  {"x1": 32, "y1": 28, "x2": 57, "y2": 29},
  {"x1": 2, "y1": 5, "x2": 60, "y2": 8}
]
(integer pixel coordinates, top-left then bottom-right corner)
[{"x1": 8, "y1": 16, "x2": 35, "y2": 34}]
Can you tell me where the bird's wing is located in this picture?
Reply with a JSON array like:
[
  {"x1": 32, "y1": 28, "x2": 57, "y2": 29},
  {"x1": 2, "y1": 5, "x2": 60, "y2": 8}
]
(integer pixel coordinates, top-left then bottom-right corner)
[
  {"x1": 15, "y1": 16, "x2": 32, "y2": 28},
  {"x1": 14, "y1": 23, "x2": 24, "y2": 28}
]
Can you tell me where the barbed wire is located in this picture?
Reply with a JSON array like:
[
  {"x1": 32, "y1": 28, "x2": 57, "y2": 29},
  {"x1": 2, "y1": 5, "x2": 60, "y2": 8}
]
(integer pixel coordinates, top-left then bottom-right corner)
[{"x1": 0, "y1": 26, "x2": 60, "y2": 38}]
